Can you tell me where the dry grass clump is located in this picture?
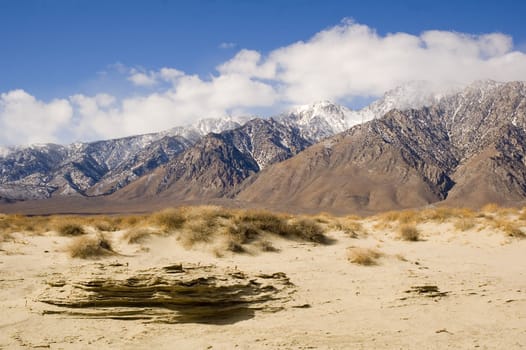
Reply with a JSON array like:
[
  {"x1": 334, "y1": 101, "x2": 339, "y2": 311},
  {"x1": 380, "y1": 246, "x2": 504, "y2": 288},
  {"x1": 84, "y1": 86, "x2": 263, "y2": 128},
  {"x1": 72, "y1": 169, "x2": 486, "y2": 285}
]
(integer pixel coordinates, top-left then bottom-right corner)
[
  {"x1": 67, "y1": 234, "x2": 115, "y2": 259},
  {"x1": 347, "y1": 247, "x2": 383, "y2": 266},
  {"x1": 374, "y1": 209, "x2": 422, "y2": 229},
  {"x1": 0, "y1": 230, "x2": 14, "y2": 244},
  {"x1": 92, "y1": 218, "x2": 120, "y2": 232},
  {"x1": 0, "y1": 214, "x2": 51, "y2": 234},
  {"x1": 482, "y1": 203, "x2": 500, "y2": 213},
  {"x1": 236, "y1": 209, "x2": 288, "y2": 233},
  {"x1": 420, "y1": 207, "x2": 475, "y2": 222},
  {"x1": 286, "y1": 217, "x2": 328, "y2": 243},
  {"x1": 256, "y1": 240, "x2": 279, "y2": 252},
  {"x1": 328, "y1": 217, "x2": 366, "y2": 237},
  {"x1": 178, "y1": 218, "x2": 217, "y2": 248},
  {"x1": 143, "y1": 207, "x2": 331, "y2": 253},
  {"x1": 518, "y1": 208, "x2": 526, "y2": 221},
  {"x1": 454, "y1": 218, "x2": 476, "y2": 231},
  {"x1": 397, "y1": 224, "x2": 420, "y2": 241},
  {"x1": 151, "y1": 208, "x2": 186, "y2": 232},
  {"x1": 56, "y1": 222, "x2": 86, "y2": 236},
  {"x1": 121, "y1": 228, "x2": 163, "y2": 244},
  {"x1": 492, "y1": 219, "x2": 525, "y2": 238}
]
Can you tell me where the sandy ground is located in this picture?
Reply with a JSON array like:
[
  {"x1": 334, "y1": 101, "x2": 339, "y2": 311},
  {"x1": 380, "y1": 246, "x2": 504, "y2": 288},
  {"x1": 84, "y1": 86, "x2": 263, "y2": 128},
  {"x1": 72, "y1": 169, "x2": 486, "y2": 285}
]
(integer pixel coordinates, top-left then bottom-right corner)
[{"x1": 0, "y1": 220, "x2": 525, "y2": 349}]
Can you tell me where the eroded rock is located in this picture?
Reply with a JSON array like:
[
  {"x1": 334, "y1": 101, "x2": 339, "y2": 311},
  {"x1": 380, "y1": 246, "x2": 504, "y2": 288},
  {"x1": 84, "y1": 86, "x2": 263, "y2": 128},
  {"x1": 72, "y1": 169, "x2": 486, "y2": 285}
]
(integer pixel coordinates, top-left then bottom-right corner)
[{"x1": 38, "y1": 263, "x2": 295, "y2": 324}]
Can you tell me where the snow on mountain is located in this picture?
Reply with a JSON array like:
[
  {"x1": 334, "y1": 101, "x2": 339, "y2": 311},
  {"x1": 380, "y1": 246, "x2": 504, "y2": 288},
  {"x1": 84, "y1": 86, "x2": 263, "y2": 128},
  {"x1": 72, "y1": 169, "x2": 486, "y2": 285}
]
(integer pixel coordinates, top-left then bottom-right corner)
[
  {"x1": 0, "y1": 79, "x2": 511, "y2": 202},
  {"x1": 0, "y1": 146, "x2": 11, "y2": 157},
  {"x1": 275, "y1": 100, "x2": 353, "y2": 142},
  {"x1": 166, "y1": 115, "x2": 253, "y2": 142},
  {"x1": 276, "y1": 81, "x2": 447, "y2": 143},
  {"x1": 344, "y1": 81, "x2": 455, "y2": 128}
]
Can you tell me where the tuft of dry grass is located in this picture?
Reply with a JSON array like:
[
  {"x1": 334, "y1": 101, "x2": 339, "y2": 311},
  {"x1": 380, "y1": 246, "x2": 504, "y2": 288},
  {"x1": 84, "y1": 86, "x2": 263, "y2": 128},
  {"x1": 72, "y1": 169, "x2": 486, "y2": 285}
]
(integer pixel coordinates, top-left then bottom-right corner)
[
  {"x1": 67, "y1": 234, "x2": 115, "y2": 259},
  {"x1": 256, "y1": 240, "x2": 279, "y2": 252},
  {"x1": 286, "y1": 217, "x2": 328, "y2": 243},
  {"x1": 121, "y1": 228, "x2": 162, "y2": 244},
  {"x1": 397, "y1": 224, "x2": 420, "y2": 241},
  {"x1": 178, "y1": 218, "x2": 217, "y2": 248},
  {"x1": 347, "y1": 247, "x2": 383, "y2": 266},
  {"x1": 94, "y1": 220, "x2": 120, "y2": 232},
  {"x1": 328, "y1": 217, "x2": 366, "y2": 237},
  {"x1": 482, "y1": 203, "x2": 500, "y2": 213},
  {"x1": 56, "y1": 222, "x2": 86, "y2": 236},
  {"x1": 454, "y1": 218, "x2": 476, "y2": 231},
  {"x1": 492, "y1": 219, "x2": 525, "y2": 238},
  {"x1": 0, "y1": 214, "x2": 51, "y2": 235}
]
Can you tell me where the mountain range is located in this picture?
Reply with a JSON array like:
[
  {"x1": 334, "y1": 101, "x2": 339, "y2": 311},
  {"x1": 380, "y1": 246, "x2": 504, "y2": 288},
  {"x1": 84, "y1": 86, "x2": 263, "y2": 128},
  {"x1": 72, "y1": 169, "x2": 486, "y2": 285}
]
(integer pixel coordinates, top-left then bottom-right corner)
[{"x1": 1, "y1": 80, "x2": 525, "y2": 214}]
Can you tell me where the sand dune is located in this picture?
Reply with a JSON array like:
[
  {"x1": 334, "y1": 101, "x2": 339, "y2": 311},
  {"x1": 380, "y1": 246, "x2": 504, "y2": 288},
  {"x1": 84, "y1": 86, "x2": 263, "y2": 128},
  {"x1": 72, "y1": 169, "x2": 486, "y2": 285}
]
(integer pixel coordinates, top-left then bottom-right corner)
[{"x1": 0, "y1": 207, "x2": 525, "y2": 349}]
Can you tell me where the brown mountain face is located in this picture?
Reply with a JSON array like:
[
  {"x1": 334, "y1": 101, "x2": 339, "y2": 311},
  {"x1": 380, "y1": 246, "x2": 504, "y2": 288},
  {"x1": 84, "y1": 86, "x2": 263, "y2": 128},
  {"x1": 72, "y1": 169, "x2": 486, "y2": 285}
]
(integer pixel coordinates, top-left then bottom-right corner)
[
  {"x1": 235, "y1": 112, "x2": 455, "y2": 213},
  {"x1": 2, "y1": 81, "x2": 526, "y2": 215},
  {"x1": 113, "y1": 118, "x2": 312, "y2": 201},
  {"x1": 236, "y1": 81, "x2": 526, "y2": 212}
]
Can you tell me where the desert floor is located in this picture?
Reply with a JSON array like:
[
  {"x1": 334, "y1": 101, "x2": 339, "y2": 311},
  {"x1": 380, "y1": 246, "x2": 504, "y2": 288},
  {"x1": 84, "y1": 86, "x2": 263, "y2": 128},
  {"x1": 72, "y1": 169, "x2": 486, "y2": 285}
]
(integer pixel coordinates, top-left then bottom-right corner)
[{"x1": 1, "y1": 215, "x2": 525, "y2": 349}]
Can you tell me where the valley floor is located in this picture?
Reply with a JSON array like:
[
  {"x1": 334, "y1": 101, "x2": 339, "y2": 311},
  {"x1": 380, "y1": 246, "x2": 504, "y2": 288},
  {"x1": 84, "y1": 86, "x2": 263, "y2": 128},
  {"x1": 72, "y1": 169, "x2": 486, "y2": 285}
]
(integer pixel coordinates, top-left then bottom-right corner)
[{"x1": 0, "y1": 213, "x2": 525, "y2": 349}]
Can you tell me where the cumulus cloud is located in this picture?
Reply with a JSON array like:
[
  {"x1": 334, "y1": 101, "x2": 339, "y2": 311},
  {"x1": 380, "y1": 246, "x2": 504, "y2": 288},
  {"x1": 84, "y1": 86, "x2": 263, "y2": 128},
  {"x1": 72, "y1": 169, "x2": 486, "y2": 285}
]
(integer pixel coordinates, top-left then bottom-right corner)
[
  {"x1": 67, "y1": 72, "x2": 277, "y2": 141},
  {"x1": 3, "y1": 20, "x2": 526, "y2": 145},
  {"x1": 127, "y1": 67, "x2": 184, "y2": 87},
  {"x1": 257, "y1": 20, "x2": 526, "y2": 103},
  {"x1": 0, "y1": 90, "x2": 72, "y2": 145}
]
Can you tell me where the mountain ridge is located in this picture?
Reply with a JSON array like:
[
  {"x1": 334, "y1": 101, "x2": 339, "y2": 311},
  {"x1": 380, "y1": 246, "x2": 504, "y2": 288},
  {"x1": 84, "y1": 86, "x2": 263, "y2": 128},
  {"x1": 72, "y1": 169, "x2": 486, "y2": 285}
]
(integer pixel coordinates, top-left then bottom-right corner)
[{"x1": 2, "y1": 80, "x2": 526, "y2": 214}]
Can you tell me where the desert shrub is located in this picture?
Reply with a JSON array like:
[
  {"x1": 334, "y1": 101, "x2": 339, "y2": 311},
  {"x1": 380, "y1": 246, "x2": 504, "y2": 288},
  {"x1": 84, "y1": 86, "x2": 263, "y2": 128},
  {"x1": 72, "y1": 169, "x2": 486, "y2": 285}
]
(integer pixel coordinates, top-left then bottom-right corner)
[
  {"x1": 92, "y1": 217, "x2": 120, "y2": 232},
  {"x1": 347, "y1": 247, "x2": 383, "y2": 266},
  {"x1": 421, "y1": 207, "x2": 456, "y2": 222},
  {"x1": 228, "y1": 221, "x2": 261, "y2": 244},
  {"x1": 378, "y1": 210, "x2": 402, "y2": 222},
  {"x1": 56, "y1": 222, "x2": 86, "y2": 236},
  {"x1": 482, "y1": 203, "x2": 499, "y2": 213},
  {"x1": 338, "y1": 219, "x2": 366, "y2": 237},
  {"x1": 397, "y1": 224, "x2": 420, "y2": 241},
  {"x1": 286, "y1": 217, "x2": 328, "y2": 243},
  {"x1": 225, "y1": 240, "x2": 246, "y2": 253},
  {"x1": 120, "y1": 214, "x2": 149, "y2": 228},
  {"x1": 0, "y1": 231, "x2": 14, "y2": 243},
  {"x1": 151, "y1": 208, "x2": 186, "y2": 231},
  {"x1": 236, "y1": 209, "x2": 288, "y2": 234},
  {"x1": 493, "y1": 220, "x2": 525, "y2": 238},
  {"x1": 183, "y1": 205, "x2": 234, "y2": 222},
  {"x1": 256, "y1": 240, "x2": 279, "y2": 252},
  {"x1": 122, "y1": 228, "x2": 160, "y2": 244},
  {"x1": 67, "y1": 234, "x2": 114, "y2": 259},
  {"x1": 397, "y1": 210, "x2": 420, "y2": 224},
  {"x1": 454, "y1": 218, "x2": 476, "y2": 231},
  {"x1": 310, "y1": 213, "x2": 332, "y2": 224},
  {"x1": 178, "y1": 218, "x2": 216, "y2": 247}
]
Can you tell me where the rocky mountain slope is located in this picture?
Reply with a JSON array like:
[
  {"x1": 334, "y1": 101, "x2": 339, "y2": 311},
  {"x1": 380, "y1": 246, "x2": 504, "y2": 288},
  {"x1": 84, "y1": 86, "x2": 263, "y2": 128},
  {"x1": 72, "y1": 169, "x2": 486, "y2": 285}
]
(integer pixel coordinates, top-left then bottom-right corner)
[
  {"x1": 113, "y1": 118, "x2": 312, "y2": 200},
  {"x1": 2, "y1": 80, "x2": 525, "y2": 213},
  {"x1": 236, "y1": 81, "x2": 526, "y2": 212},
  {"x1": 0, "y1": 117, "x2": 249, "y2": 201},
  {"x1": 0, "y1": 92, "x2": 405, "y2": 202}
]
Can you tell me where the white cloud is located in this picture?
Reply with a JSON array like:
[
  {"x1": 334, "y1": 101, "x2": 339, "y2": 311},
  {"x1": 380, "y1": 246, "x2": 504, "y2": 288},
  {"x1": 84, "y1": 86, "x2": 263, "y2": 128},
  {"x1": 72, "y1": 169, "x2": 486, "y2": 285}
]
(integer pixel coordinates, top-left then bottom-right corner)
[
  {"x1": 219, "y1": 42, "x2": 236, "y2": 49},
  {"x1": 0, "y1": 90, "x2": 72, "y2": 146},
  {"x1": 248, "y1": 20, "x2": 526, "y2": 103},
  {"x1": 68, "y1": 72, "x2": 278, "y2": 141},
  {"x1": 3, "y1": 20, "x2": 526, "y2": 146},
  {"x1": 127, "y1": 67, "x2": 184, "y2": 87},
  {"x1": 128, "y1": 71, "x2": 158, "y2": 86}
]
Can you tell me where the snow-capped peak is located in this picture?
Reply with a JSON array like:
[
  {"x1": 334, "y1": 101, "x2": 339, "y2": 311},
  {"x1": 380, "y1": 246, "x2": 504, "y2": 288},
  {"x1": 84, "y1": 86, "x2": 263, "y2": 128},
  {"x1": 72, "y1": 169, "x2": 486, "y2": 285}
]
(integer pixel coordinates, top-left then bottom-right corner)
[
  {"x1": 276, "y1": 100, "x2": 353, "y2": 142},
  {"x1": 165, "y1": 115, "x2": 252, "y2": 142}
]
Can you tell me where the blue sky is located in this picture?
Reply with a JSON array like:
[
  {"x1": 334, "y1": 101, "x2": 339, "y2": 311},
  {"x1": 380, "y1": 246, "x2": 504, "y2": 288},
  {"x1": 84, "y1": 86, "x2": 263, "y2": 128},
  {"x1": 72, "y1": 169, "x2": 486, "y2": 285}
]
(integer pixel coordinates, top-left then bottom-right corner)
[
  {"x1": 1, "y1": 0, "x2": 526, "y2": 145},
  {"x1": 2, "y1": 0, "x2": 525, "y2": 99}
]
